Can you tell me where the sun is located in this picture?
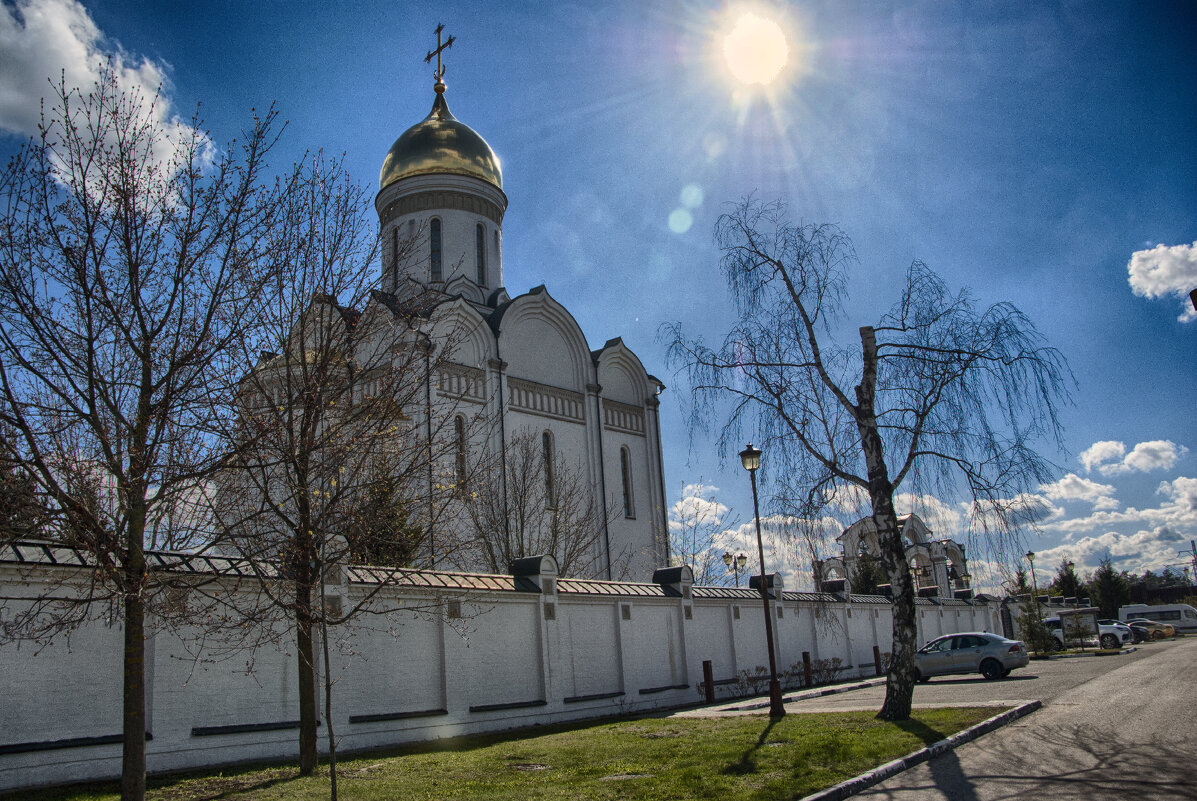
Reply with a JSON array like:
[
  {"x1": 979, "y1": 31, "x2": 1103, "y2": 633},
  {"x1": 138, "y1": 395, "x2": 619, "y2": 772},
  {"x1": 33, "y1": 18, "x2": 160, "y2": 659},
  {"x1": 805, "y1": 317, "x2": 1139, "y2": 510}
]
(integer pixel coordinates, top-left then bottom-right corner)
[{"x1": 722, "y1": 12, "x2": 789, "y2": 86}]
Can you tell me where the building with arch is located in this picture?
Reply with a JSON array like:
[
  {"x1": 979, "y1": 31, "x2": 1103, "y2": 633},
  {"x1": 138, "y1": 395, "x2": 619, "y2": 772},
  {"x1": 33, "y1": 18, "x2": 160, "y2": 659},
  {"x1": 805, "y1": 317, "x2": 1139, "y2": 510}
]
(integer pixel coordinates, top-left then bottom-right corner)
[
  {"x1": 259, "y1": 65, "x2": 669, "y2": 579},
  {"x1": 812, "y1": 513, "x2": 974, "y2": 600}
]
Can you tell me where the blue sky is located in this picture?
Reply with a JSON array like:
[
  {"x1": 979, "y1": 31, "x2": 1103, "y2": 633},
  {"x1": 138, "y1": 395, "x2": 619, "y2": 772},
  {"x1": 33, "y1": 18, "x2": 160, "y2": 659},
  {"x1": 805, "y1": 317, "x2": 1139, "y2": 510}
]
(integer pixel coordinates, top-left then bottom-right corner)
[{"x1": 2, "y1": 0, "x2": 1194, "y2": 591}]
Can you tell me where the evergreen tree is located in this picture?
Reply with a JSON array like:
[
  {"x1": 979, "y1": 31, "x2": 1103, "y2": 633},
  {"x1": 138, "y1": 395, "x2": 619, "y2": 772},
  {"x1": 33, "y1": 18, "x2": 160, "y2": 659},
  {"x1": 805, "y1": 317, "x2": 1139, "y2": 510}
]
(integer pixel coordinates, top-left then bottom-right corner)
[
  {"x1": 1012, "y1": 566, "x2": 1030, "y2": 595},
  {"x1": 850, "y1": 553, "x2": 887, "y2": 595},
  {"x1": 1049, "y1": 558, "x2": 1082, "y2": 598},
  {"x1": 1088, "y1": 557, "x2": 1130, "y2": 617}
]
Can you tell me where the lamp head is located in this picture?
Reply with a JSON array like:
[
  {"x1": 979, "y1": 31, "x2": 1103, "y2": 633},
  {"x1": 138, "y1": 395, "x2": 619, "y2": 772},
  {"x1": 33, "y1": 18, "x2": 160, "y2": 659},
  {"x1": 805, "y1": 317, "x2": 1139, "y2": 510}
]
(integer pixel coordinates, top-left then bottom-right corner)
[
  {"x1": 723, "y1": 552, "x2": 733, "y2": 567},
  {"x1": 737, "y1": 553, "x2": 748, "y2": 569},
  {"x1": 739, "y1": 443, "x2": 762, "y2": 472}
]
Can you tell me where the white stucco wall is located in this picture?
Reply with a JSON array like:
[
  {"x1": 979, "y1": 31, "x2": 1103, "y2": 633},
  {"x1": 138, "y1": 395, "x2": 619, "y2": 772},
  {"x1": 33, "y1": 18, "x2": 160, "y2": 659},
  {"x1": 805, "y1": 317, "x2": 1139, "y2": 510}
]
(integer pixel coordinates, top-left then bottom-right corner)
[{"x1": 0, "y1": 561, "x2": 1000, "y2": 792}]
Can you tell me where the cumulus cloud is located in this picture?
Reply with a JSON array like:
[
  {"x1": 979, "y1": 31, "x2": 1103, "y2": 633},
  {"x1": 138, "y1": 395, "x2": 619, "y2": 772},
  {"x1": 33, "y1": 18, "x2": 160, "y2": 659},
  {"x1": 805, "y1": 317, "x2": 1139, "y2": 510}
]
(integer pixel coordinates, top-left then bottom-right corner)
[
  {"x1": 0, "y1": 0, "x2": 204, "y2": 176},
  {"x1": 1080, "y1": 439, "x2": 1187, "y2": 476},
  {"x1": 1080, "y1": 441, "x2": 1125, "y2": 473},
  {"x1": 1039, "y1": 474, "x2": 1119, "y2": 511},
  {"x1": 1045, "y1": 525, "x2": 1189, "y2": 577},
  {"x1": 1128, "y1": 241, "x2": 1197, "y2": 322},
  {"x1": 719, "y1": 514, "x2": 809, "y2": 589},
  {"x1": 668, "y1": 483, "x2": 730, "y2": 530}
]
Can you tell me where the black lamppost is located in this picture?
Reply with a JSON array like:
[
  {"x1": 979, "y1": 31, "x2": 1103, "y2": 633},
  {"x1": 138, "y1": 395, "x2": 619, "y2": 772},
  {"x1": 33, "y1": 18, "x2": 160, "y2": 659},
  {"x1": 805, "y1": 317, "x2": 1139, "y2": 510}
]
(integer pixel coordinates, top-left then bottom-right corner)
[
  {"x1": 1026, "y1": 551, "x2": 1039, "y2": 601},
  {"x1": 723, "y1": 551, "x2": 748, "y2": 587},
  {"x1": 740, "y1": 443, "x2": 785, "y2": 718}
]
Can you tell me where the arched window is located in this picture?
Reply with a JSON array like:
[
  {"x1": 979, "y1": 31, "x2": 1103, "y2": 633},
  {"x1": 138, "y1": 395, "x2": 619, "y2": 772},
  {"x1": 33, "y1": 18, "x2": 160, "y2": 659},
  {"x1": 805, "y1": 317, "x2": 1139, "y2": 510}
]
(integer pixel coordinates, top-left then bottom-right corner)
[
  {"x1": 454, "y1": 415, "x2": 467, "y2": 489},
  {"x1": 430, "y1": 217, "x2": 442, "y2": 282},
  {"x1": 475, "y1": 223, "x2": 486, "y2": 285},
  {"x1": 542, "y1": 430, "x2": 555, "y2": 508},
  {"x1": 620, "y1": 447, "x2": 635, "y2": 519}
]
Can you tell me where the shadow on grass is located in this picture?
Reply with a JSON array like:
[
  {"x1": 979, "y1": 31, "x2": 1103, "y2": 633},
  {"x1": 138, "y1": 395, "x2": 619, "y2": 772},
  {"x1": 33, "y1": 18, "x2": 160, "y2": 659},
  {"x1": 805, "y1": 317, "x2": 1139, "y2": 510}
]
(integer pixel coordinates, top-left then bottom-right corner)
[
  {"x1": 723, "y1": 718, "x2": 779, "y2": 776},
  {"x1": 891, "y1": 717, "x2": 948, "y2": 747},
  {"x1": 152, "y1": 769, "x2": 304, "y2": 801}
]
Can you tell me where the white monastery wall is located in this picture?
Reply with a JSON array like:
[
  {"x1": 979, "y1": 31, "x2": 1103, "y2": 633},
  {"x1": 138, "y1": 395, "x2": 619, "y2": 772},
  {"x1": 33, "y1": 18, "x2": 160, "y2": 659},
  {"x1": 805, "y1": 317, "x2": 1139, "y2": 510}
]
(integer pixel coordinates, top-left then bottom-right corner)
[{"x1": 0, "y1": 559, "x2": 999, "y2": 792}]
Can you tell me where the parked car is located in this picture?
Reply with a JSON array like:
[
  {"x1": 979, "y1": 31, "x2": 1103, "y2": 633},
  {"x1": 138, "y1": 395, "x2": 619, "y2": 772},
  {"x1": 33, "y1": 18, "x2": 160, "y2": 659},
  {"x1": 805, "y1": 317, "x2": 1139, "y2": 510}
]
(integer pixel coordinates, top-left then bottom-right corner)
[
  {"x1": 1041, "y1": 616, "x2": 1132, "y2": 650},
  {"x1": 915, "y1": 632, "x2": 1029, "y2": 682},
  {"x1": 1126, "y1": 618, "x2": 1174, "y2": 639},
  {"x1": 1125, "y1": 622, "x2": 1151, "y2": 643},
  {"x1": 1119, "y1": 603, "x2": 1197, "y2": 635},
  {"x1": 1095, "y1": 619, "x2": 1135, "y2": 649}
]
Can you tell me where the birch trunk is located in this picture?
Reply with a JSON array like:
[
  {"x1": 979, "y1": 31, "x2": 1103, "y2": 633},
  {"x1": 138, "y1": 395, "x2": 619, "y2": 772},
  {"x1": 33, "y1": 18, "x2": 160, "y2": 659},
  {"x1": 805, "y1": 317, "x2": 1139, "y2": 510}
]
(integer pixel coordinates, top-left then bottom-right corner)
[{"x1": 855, "y1": 326, "x2": 916, "y2": 721}]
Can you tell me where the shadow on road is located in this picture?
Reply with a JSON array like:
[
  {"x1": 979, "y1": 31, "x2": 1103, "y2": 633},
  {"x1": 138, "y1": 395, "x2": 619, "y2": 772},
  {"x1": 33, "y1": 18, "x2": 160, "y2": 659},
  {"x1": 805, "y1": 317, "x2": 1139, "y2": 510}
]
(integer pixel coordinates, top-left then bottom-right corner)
[{"x1": 862, "y1": 722, "x2": 1196, "y2": 799}]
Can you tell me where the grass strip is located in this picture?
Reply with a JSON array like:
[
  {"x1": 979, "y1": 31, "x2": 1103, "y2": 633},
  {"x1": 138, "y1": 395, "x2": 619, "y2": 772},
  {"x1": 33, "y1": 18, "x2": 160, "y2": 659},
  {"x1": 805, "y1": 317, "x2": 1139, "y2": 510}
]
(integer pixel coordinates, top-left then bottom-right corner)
[{"x1": 14, "y1": 706, "x2": 1002, "y2": 801}]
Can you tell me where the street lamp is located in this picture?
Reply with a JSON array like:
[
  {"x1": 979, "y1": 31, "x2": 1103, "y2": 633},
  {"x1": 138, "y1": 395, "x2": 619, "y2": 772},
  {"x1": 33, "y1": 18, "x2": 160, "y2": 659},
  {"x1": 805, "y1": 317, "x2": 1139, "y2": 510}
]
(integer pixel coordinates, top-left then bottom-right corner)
[
  {"x1": 723, "y1": 551, "x2": 748, "y2": 587},
  {"x1": 740, "y1": 442, "x2": 785, "y2": 718}
]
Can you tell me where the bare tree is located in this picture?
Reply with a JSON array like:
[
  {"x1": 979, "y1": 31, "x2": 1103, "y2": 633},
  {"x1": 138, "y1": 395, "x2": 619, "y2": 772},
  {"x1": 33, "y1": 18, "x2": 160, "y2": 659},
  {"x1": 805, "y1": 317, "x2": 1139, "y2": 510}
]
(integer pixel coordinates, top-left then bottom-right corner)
[
  {"x1": 664, "y1": 198, "x2": 1071, "y2": 720},
  {"x1": 668, "y1": 481, "x2": 741, "y2": 586},
  {"x1": 0, "y1": 67, "x2": 281, "y2": 799},
  {"x1": 461, "y1": 428, "x2": 616, "y2": 578},
  {"x1": 214, "y1": 153, "x2": 482, "y2": 783}
]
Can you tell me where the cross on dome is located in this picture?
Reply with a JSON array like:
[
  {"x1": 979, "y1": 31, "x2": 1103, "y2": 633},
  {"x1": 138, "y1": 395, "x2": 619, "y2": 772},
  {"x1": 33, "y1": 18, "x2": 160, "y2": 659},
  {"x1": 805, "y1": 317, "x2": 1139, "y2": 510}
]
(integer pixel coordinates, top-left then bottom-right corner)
[{"x1": 425, "y1": 23, "x2": 455, "y2": 86}]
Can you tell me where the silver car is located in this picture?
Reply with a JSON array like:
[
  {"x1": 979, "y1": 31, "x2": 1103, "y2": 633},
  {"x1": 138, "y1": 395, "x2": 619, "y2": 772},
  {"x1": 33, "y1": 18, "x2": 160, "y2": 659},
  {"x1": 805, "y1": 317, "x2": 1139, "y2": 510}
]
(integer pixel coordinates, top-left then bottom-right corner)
[{"x1": 915, "y1": 632, "x2": 1029, "y2": 682}]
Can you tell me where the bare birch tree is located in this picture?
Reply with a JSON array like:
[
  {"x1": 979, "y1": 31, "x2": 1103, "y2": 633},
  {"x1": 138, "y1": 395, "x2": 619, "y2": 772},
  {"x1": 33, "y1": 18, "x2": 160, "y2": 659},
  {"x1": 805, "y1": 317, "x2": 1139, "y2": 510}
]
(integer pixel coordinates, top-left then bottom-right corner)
[
  {"x1": 668, "y1": 481, "x2": 741, "y2": 586},
  {"x1": 664, "y1": 198, "x2": 1071, "y2": 720},
  {"x1": 461, "y1": 428, "x2": 617, "y2": 578},
  {"x1": 0, "y1": 67, "x2": 281, "y2": 799}
]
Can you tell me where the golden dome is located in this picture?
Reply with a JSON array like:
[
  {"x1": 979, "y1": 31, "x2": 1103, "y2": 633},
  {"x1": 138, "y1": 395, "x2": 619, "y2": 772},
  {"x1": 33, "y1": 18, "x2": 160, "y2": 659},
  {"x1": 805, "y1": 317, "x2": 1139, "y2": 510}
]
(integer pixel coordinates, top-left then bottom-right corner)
[{"x1": 379, "y1": 85, "x2": 502, "y2": 191}]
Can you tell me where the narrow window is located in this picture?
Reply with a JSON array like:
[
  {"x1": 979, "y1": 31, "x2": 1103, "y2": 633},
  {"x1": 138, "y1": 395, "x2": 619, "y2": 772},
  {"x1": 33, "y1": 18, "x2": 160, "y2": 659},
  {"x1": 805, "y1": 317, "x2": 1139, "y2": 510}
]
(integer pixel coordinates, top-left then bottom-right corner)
[
  {"x1": 391, "y1": 226, "x2": 399, "y2": 287},
  {"x1": 430, "y1": 217, "x2": 442, "y2": 282},
  {"x1": 454, "y1": 415, "x2": 467, "y2": 489},
  {"x1": 475, "y1": 223, "x2": 486, "y2": 285},
  {"x1": 542, "y1": 430, "x2": 555, "y2": 508},
  {"x1": 620, "y1": 447, "x2": 635, "y2": 518}
]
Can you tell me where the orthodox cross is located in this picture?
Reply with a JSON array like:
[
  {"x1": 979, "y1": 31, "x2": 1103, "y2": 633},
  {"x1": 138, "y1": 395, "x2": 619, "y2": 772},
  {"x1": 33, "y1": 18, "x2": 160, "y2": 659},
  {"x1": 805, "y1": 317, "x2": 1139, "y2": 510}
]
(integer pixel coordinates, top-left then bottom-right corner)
[{"x1": 425, "y1": 23, "x2": 455, "y2": 81}]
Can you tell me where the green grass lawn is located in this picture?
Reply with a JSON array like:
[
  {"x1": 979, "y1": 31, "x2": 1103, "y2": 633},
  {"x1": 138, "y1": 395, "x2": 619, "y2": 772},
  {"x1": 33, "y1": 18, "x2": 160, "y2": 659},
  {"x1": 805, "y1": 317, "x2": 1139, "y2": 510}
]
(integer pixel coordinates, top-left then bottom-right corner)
[{"x1": 18, "y1": 707, "x2": 1002, "y2": 801}]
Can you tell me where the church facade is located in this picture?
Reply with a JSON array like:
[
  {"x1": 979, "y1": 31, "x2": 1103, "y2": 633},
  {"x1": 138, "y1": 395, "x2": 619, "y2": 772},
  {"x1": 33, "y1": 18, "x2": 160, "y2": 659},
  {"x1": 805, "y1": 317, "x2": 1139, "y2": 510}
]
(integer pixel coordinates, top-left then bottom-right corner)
[{"x1": 354, "y1": 65, "x2": 668, "y2": 578}]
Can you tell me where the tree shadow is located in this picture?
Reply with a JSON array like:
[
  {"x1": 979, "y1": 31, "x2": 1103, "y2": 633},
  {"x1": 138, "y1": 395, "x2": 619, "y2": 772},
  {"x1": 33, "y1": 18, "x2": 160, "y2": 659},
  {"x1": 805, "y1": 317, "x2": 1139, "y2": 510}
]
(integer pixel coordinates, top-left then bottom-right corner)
[
  {"x1": 860, "y1": 722, "x2": 1197, "y2": 799},
  {"x1": 723, "y1": 718, "x2": 779, "y2": 775},
  {"x1": 891, "y1": 717, "x2": 947, "y2": 747}
]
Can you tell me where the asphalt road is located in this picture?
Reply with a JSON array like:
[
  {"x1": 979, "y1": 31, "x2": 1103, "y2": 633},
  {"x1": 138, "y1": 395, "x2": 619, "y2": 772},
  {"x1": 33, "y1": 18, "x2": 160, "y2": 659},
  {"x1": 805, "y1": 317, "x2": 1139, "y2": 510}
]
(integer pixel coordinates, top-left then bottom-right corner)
[{"x1": 786, "y1": 637, "x2": 1197, "y2": 800}]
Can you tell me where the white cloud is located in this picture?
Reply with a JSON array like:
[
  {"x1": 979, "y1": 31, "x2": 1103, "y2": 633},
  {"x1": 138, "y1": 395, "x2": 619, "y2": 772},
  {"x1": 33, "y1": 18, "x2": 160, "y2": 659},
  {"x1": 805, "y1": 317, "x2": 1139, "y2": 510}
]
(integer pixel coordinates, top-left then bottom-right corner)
[
  {"x1": 1039, "y1": 473, "x2": 1119, "y2": 511},
  {"x1": 668, "y1": 483, "x2": 729, "y2": 530},
  {"x1": 1080, "y1": 439, "x2": 1187, "y2": 476},
  {"x1": 1080, "y1": 440, "x2": 1125, "y2": 473},
  {"x1": 0, "y1": 0, "x2": 205, "y2": 176},
  {"x1": 1128, "y1": 241, "x2": 1197, "y2": 322},
  {"x1": 1047, "y1": 525, "x2": 1189, "y2": 577},
  {"x1": 1122, "y1": 440, "x2": 1187, "y2": 474}
]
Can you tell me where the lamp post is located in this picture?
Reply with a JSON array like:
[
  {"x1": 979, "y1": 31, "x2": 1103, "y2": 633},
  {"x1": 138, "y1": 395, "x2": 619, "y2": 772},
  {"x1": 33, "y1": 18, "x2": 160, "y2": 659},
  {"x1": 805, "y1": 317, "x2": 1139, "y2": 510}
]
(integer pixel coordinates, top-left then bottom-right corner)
[
  {"x1": 723, "y1": 551, "x2": 748, "y2": 588},
  {"x1": 740, "y1": 442, "x2": 785, "y2": 718},
  {"x1": 1026, "y1": 551, "x2": 1039, "y2": 607}
]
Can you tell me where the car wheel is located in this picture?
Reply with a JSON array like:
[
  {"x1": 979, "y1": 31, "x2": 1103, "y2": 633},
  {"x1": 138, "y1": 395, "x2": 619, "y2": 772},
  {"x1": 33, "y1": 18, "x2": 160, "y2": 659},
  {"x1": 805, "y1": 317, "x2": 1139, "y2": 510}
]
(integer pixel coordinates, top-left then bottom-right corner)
[
  {"x1": 1152, "y1": 630, "x2": 1164, "y2": 640},
  {"x1": 980, "y1": 659, "x2": 1003, "y2": 681},
  {"x1": 1100, "y1": 634, "x2": 1118, "y2": 650},
  {"x1": 1001, "y1": 668, "x2": 1011, "y2": 678}
]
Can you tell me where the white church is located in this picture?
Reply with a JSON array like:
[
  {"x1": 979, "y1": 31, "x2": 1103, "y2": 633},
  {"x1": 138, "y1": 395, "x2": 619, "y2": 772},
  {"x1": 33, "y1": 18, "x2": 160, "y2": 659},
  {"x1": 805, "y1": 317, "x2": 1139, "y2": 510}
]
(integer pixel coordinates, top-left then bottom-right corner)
[{"x1": 274, "y1": 50, "x2": 670, "y2": 579}]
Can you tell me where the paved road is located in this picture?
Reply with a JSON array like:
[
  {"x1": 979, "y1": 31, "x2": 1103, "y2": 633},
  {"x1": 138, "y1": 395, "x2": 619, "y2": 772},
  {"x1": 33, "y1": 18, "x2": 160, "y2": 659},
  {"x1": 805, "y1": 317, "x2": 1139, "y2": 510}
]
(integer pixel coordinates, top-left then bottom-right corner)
[{"x1": 790, "y1": 638, "x2": 1197, "y2": 800}]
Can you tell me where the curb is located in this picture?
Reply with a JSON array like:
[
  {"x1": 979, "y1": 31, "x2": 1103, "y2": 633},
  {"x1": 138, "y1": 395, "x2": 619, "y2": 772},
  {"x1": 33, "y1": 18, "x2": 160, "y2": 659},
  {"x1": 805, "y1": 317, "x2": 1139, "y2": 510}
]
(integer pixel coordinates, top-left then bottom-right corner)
[
  {"x1": 797, "y1": 700, "x2": 1043, "y2": 801},
  {"x1": 725, "y1": 678, "x2": 889, "y2": 712},
  {"x1": 1036, "y1": 645, "x2": 1138, "y2": 659}
]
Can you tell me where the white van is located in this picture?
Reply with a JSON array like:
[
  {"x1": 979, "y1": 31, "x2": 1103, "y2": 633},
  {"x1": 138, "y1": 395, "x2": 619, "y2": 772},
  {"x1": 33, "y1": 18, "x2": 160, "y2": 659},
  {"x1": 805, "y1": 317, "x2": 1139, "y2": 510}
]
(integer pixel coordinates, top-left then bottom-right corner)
[{"x1": 1118, "y1": 603, "x2": 1197, "y2": 634}]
